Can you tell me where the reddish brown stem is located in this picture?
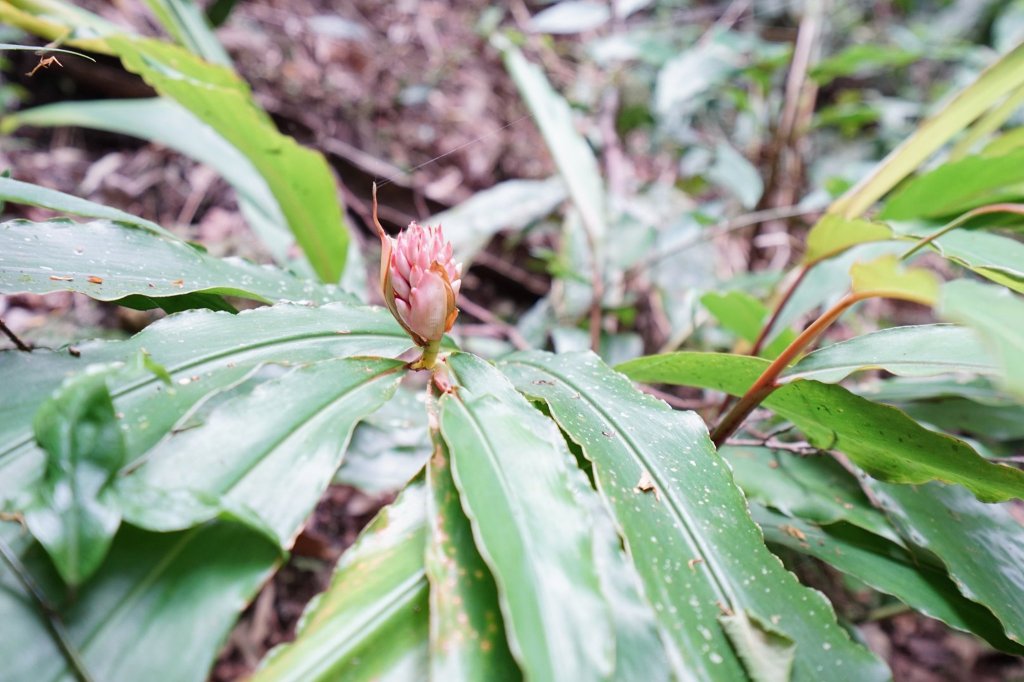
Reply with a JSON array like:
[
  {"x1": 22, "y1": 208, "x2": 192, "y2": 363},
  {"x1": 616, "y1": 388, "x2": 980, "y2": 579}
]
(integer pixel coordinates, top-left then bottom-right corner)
[
  {"x1": 900, "y1": 203, "x2": 1024, "y2": 260},
  {"x1": 711, "y1": 291, "x2": 869, "y2": 446},
  {"x1": 713, "y1": 263, "x2": 811, "y2": 419},
  {"x1": 750, "y1": 263, "x2": 810, "y2": 357}
]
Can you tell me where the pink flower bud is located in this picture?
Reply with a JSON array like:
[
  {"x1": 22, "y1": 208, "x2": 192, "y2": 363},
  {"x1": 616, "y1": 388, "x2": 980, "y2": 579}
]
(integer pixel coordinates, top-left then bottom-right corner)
[{"x1": 372, "y1": 184, "x2": 461, "y2": 348}]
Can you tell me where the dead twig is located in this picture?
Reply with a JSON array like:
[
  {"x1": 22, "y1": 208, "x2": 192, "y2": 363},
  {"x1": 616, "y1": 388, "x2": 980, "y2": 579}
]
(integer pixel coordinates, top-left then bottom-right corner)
[
  {"x1": 0, "y1": 319, "x2": 31, "y2": 352},
  {"x1": 457, "y1": 296, "x2": 530, "y2": 350},
  {"x1": 637, "y1": 204, "x2": 817, "y2": 270},
  {"x1": 471, "y1": 251, "x2": 550, "y2": 296}
]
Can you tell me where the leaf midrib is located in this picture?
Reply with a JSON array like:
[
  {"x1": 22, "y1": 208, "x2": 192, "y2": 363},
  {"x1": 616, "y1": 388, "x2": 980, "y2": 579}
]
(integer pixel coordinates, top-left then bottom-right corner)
[
  {"x1": 505, "y1": 358, "x2": 740, "y2": 607},
  {"x1": 442, "y1": 394, "x2": 560, "y2": 677},
  {"x1": 0, "y1": 328, "x2": 412, "y2": 462}
]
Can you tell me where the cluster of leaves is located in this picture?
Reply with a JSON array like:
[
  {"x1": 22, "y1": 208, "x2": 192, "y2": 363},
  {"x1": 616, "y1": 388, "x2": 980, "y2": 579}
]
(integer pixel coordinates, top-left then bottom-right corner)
[{"x1": 2, "y1": 1, "x2": 1024, "y2": 681}]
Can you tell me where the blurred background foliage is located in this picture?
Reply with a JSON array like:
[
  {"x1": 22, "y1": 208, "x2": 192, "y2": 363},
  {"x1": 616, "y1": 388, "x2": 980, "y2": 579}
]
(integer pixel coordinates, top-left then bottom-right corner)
[{"x1": 4, "y1": 1, "x2": 1024, "y2": 680}]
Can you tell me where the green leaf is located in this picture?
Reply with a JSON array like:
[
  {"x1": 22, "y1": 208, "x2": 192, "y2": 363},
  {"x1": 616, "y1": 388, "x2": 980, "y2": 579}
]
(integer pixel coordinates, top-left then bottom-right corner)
[
  {"x1": 0, "y1": 0, "x2": 116, "y2": 54},
  {"x1": 861, "y1": 480, "x2": 1024, "y2": 644},
  {"x1": 3, "y1": 99, "x2": 297, "y2": 267},
  {"x1": 441, "y1": 353, "x2": 615, "y2": 681},
  {"x1": 784, "y1": 324, "x2": 996, "y2": 383},
  {"x1": 0, "y1": 521, "x2": 279, "y2": 682},
  {"x1": 880, "y1": 148, "x2": 1024, "y2": 220},
  {"x1": 922, "y1": 229, "x2": 1024, "y2": 294},
  {"x1": 849, "y1": 254, "x2": 939, "y2": 305},
  {"x1": 502, "y1": 351, "x2": 887, "y2": 682},
  {"x1": 427, "y1": 177, "x2": 566, "y2": 267},
  {"x1": 425, "y1": 440, "x2": 520, "y2": 680},
  {"x1": 0, "y1": 219, "x2": 341, "y2": 306},
  {"x1": 721, "y1": 446, "x2": 901, "y2": 544},
  {"x1": 701, "y1": 290, "x2": 795, "y2": 359},
  {"x1": 0, "y1": 42, "x2": 96, "y2": 60},
  {"x1": 24, "y1": 368, "x2": 124, "y2": 586},
  {"x1": 708, "y1": 141, "x2": 764, "y2": 209},
  {"x1": 142, "y1": 0, "x2": 232, "y2": 66},
  {"x1": 0, "y1": 303, "x2": 420, "y2": 506},
  {"x1": 753, "y1": 506, "x2": 1024, "y2": 653},
  {"x1": 495, "y1": 35, "x2": 607, "y2": 250},
  {"x1": 577, "y1": 467, "x2": 674, "y2": 681},
  {"x1": 618, "y1": 352, "x2": 1024, "y2": 502},
  {"x1": 108, "y1": 36, "x2": 349, "y2": 282},
  {"x1": 772, "y1": 243, "x2": 904, "y2": 335},
  {"x1": 335, "y1": 386, "x2": 431, "y2": 494},
  {"x1": 117, "y1": 357, "x2": 405, "y2": 544},
  {"x1": 901, "y1": 398, "x2": 1024, "y2": 444},
  {"x1": 810, "y1": 43, "x2": 919, "y2": 84},
  {"x1": 859, "y1": 375, "x2": 1012, "y2": 404},
  {"x1": 802, "y1": 215, "x2": 894, "y2": 264},
  {"x1": 252, "y1": 482, "x2": 429, "y2": 682},
  {"x1": 830, "y1": 41, "x2": 1024, "y2": 218},
  {"x1": 940, "y1": 280, "x2": 1024, "y2": 399},
  {"x1": 0, "y1": 176, "x2": 171, "y2": 237}
]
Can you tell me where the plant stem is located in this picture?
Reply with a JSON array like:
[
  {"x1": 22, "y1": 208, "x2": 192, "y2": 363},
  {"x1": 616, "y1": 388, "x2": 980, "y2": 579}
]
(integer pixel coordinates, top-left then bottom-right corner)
[
  {"x1": 750, "y1": 263, "x2": 810, "y2": 357},
  {"x1": 713, "y1": 263, "x2": 811, "y2": 419},
  {"x1": 0, "y1": 537, "x2": 94, "y2": 682},
  {"x1": 412, "y1": 339, "x2": 442, "y2": 370},
  {"x1": 900, "y1": 203, "x2": 1024, "y2": 260},
  {"x1": 711, "y1": 292, "x2": 868, "y2": 446},
  {"x1": 0, "y1": 318, "x2": 30, "y2": 352}
]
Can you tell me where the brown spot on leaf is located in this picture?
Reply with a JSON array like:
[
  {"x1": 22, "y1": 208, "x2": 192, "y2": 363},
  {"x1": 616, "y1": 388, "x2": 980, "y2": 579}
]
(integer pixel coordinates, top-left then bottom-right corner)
[
  {"x1": 634, "y1": 470, "x2": 660, "y2": 501},
  {"x1": 780, "y1": 524, "x2": 806, "y2": 541}
]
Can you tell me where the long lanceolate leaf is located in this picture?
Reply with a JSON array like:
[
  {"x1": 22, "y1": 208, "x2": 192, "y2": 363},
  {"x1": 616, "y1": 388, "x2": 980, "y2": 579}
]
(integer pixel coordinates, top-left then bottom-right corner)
[
  {"x1": 0, "y1": 522, "x2": 280, "y2": 682},
  {"x1": 784, "y1": 324, "x2": 997, "y2": 383},
  {"x1": 619, "y1": 352, "x2": 1024, "y2": 502},
  {"x1": 117, "y1": 357, "x2": 406, "y2": 545},
  {"x1": 440, "y1": 353, "x2": 617, "y2": 681},
  {"x1": 107, "y1": 36, "x2": 349, "y2": 282},
  {"x1": 143, "y1": 0, "x2": 232, "y2": 66},
  {"x1": 3, "y1": 100, "x2": 297, "y2": 267},
  {"x1": 752, "y1": 506, "x2": 1024, "y2": 654},
  {"x1": 860, "y1": 480, "x2": 1024, "y2": 645},
  {"x1": 0, "y1": 219, "x2": 341, "y2": 306},
  {"x1": 425, "y1": 440, "x2": 520, "y2": 680},
  {"x1": 830, "y1": 41, "x2": 1024, "y2": 219},
  {"x1": 940, "y1": 280, "x2": 1024, "y2": 400},
  {"x1": 495, "y1": 38, "x2": 607, "y2": 249},
  {"x1": 0, "y1": 303, "x2": 418, "y2": 505},
  {"x1": 0, "y1": 176, "x2": 172, "y2": 237},
  {"x1": 252, "y1": 483, "x2": 430, "y2": 682},
  {"x1": 502, "y1": 351, "x2": 887, "y2": 682}
]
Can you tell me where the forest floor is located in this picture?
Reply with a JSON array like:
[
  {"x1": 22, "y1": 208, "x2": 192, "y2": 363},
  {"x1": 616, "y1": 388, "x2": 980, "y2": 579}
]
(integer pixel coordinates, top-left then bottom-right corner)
[{"x1": 2, "y1": 1, "x2": 1023, "y2": 680}]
